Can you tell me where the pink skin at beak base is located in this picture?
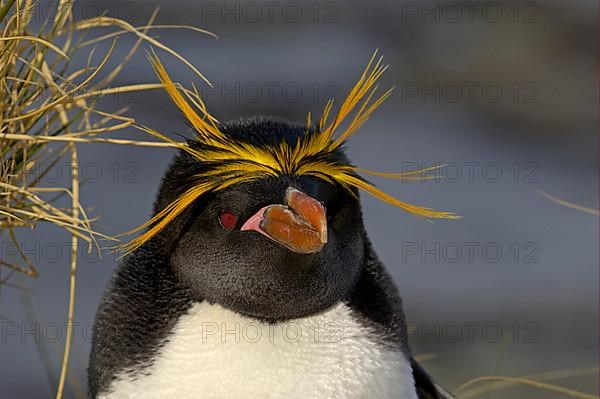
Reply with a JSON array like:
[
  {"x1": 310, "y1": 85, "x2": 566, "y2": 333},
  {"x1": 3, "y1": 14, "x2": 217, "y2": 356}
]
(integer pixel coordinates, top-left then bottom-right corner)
[{"x1": 240, "y1": 205, "x2": 271, "y2": 238}]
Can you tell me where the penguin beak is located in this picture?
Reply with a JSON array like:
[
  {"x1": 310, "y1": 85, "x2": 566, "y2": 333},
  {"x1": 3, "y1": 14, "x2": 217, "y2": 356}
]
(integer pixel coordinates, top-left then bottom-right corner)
[{"x1": 241, "y1": 187, "x2": 328, "y2": 254}]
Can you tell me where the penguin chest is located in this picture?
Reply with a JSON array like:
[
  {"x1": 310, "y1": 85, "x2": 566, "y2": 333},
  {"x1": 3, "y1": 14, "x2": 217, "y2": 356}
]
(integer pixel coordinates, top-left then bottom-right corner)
[{"x1": 104, "y1": 302, "x2": 418, "y2": 399}]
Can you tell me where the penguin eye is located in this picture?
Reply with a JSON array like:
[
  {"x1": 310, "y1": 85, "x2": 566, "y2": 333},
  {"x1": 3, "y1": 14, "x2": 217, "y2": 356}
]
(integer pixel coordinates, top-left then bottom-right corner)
[{"x1": 219, "y1": 211, "x2": 238, "y2": 230}]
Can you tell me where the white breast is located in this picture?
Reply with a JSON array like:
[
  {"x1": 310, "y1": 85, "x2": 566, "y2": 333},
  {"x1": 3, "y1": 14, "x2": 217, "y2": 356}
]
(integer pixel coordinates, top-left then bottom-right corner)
[{"x1": 103, "y1": 302, "x2": 418, "y2": 399}]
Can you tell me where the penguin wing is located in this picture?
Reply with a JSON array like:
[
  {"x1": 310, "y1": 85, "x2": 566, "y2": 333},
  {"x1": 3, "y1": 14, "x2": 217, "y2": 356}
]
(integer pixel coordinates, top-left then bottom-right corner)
[{"x1": 411, "y1": 357, "x2": 455, "y2": 399}]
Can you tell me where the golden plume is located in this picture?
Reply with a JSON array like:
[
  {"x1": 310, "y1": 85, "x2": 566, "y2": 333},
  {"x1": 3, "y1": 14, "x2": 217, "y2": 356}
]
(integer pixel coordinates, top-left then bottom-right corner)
[{"x1": 118, "y1": 51, "x2": 459, "y2": 254}]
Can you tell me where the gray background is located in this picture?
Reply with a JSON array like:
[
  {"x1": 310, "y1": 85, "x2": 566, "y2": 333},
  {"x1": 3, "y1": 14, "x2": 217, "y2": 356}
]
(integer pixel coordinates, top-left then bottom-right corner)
[{"x1": 1, "y1": 0, "x2": 598, "y2": 398}]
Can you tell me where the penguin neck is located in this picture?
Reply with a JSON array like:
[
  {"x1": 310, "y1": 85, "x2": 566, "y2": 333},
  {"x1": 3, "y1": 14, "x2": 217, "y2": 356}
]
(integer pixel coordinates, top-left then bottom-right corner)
[{"x1": 344, "y1": 237, "x2": 411, "y2": 353}]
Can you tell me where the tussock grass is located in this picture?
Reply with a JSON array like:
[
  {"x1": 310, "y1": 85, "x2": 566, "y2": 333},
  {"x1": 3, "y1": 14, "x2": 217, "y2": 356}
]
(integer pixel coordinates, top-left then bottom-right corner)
[
  {"x1": 537, "y1": 190, "x2": 600, "y2": 216},
  {"x1": 0, "y1": 1, "x2": 211, "y2": 397},
  {"x1": 457, "y1": 369, "x2": 600, "y2": 399}
]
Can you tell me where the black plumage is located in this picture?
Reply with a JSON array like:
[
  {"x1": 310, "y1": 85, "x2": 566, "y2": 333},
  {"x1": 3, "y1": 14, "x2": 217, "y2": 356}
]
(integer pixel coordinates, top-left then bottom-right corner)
[{"x1": 88, "y1": 119, "x2": 453, "y2": 399}]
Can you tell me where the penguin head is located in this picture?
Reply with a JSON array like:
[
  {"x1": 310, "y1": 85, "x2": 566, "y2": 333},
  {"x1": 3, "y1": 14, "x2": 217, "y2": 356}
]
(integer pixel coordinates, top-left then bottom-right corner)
[
  {"x1": 120, "y1": 53, "x2": 457, "y2": 321},
  {"x1": 153, "y1": 119, "x2": 366, "y2": 321}
]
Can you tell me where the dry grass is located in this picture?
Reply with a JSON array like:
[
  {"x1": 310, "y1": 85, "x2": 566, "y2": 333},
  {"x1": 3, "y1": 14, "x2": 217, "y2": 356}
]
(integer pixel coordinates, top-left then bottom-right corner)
[
  {"x1": 0, "y1": 1, "x2": 211, "y2": 397},
  {"x1": 456, "y1": 370, "x2": 599, "y2": 399},
  {"x1": 537, "y1": 190, "x2": 600, "y2": 216}
]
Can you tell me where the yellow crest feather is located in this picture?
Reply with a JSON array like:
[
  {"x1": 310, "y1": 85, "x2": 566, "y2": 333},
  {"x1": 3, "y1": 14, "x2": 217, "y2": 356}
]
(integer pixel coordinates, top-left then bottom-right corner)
[{"x1": 118, "y1": 51, "x2": 459, "y2": 255}]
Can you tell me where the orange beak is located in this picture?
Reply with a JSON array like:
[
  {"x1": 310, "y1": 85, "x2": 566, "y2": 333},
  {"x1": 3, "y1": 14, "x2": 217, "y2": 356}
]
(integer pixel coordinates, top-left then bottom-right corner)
[{"x1": 241, "y1": 187, "x2": 327, "y2": 254}]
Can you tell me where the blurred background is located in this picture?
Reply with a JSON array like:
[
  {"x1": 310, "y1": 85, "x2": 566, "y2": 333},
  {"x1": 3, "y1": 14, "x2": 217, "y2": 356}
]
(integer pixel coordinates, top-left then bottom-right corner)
[{"x1": 1, "y1": 0, "x2": 598, "y2": 397}]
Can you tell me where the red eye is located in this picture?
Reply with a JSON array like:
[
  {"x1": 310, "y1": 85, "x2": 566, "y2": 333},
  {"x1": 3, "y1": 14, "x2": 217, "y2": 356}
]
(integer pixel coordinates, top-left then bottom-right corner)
[{"x1": 219, "y1": 211, "x2": 238, "y2": 230}]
